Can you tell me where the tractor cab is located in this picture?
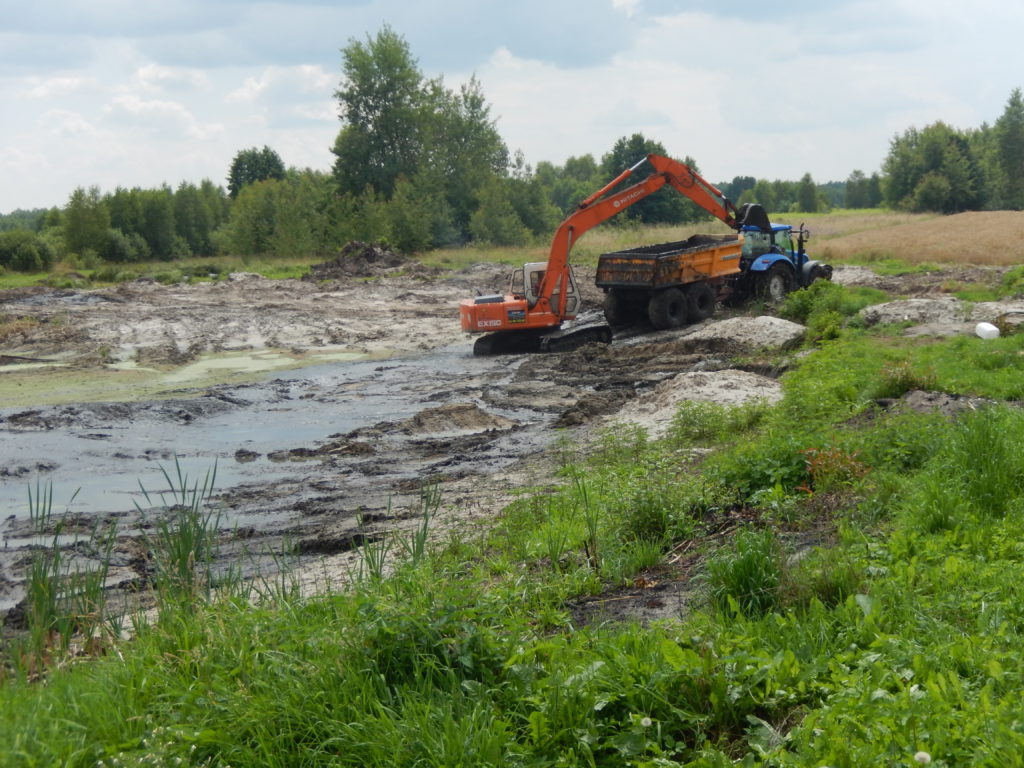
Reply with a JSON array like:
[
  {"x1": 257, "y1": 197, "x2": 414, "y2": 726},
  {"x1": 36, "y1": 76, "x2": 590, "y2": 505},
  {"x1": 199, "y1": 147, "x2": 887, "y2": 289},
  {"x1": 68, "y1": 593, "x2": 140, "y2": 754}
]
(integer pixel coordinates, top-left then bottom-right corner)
[{"x1": 741, "y1": 223, "x2": 798, "y2": 261}]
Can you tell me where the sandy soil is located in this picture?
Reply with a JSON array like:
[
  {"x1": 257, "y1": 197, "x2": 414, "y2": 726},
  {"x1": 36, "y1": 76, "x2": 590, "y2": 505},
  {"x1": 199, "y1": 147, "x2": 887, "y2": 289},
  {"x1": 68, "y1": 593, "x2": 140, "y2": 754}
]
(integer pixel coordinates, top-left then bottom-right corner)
[{"x1": 0, "y1": 251, "x2": 1021, "y2": 628}]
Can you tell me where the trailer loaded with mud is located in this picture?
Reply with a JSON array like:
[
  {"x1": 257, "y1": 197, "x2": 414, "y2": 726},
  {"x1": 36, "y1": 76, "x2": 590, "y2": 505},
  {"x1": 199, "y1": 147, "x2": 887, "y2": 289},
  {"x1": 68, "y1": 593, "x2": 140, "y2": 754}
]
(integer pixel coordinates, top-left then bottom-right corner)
[{"x1": 597, "y1": 220, "x2": 833, "y2": 330}]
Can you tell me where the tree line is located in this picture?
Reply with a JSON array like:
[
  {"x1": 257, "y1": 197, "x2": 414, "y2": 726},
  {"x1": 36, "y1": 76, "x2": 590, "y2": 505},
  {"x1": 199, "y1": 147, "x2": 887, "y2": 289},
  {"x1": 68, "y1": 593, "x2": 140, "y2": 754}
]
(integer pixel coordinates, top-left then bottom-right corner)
[
  {"x1": 880, "y1": 89, "x2": 1024, "y2": 212},
  {"x1": 2, "y1": 26, "x2": 1023, "y2": 274}
]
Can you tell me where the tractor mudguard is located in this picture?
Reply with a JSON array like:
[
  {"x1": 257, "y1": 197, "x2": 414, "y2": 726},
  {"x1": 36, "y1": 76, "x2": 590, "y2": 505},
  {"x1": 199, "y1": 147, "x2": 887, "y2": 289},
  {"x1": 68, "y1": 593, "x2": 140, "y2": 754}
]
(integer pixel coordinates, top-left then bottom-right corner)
[{"x1": 746, "y1": 253, "x2": 794, "y2": 274}]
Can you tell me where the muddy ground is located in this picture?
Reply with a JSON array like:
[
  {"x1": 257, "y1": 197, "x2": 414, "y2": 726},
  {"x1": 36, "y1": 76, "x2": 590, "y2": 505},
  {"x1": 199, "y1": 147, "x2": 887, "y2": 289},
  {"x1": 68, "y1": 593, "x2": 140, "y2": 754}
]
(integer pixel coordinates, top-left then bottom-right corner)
[{"x1": 0, "y1": 251, "x2": 1017, "y2": 627}]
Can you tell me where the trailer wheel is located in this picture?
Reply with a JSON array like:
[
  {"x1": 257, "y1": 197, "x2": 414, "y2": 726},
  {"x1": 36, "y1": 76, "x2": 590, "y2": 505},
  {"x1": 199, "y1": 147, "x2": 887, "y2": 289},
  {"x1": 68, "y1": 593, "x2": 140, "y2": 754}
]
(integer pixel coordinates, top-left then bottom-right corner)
[
  {"x1": 685, "y1": 282, "x2": 716, "y2": 321},
  {"x1": 648, "y1": 287, "x2": 688, "y2": 330},
  {"x1": 757, "y1": 263, "x2": 795, "y2": 302},
  {"x1": 603, "y1": 289, "x2": 641, "y2": 327}
]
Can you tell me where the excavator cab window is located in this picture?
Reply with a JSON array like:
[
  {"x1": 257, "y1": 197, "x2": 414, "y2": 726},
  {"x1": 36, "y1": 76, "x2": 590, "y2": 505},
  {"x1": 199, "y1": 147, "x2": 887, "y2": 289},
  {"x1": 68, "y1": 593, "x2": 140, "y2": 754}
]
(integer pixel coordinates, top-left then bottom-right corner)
[
  {"x1": 509, "y1": 267, "x2": 525, "y2": 297},
  {"x1": 529, "y1": 269, "x2": 545, "y2": 296}
]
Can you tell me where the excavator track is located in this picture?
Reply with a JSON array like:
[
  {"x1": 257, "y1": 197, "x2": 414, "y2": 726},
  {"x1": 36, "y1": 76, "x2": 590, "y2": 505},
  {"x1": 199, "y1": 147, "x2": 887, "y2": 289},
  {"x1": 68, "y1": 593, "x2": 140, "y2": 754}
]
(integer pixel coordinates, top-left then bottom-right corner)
[
  {"x1": 473, "y1": 321, "x2": 613, "y2": 356},
  {"x1": 473, "y1": 330, "x2": 543, "y2": 356},
  {"x1": 538, "y1": 323, "x2": 613, "y2": 353}
]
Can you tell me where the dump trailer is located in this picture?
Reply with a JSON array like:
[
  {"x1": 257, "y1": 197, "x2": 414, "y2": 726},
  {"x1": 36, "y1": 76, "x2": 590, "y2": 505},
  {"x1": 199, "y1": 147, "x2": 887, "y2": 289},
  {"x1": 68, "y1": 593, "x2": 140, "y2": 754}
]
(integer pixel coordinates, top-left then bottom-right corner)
[
  {"x1": 597, "y1": 233, "x2": 743, "y2": 329},
  {"x1": 597, "y1": 218, "x2": 832, "y2": 330}
]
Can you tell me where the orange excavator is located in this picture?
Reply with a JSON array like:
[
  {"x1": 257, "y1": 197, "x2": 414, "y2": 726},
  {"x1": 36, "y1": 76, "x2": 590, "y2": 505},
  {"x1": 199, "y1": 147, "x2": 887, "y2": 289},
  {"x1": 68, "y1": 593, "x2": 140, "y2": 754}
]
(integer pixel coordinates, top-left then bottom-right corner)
[{"x1": 459, "y1": 153, "x2": 751, "y2": 355}]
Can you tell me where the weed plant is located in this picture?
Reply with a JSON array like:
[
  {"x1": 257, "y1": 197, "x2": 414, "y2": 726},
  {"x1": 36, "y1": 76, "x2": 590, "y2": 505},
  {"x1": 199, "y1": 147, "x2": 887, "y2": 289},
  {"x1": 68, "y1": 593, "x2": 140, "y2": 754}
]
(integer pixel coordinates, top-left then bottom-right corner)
[
  {"x1": 706, "y1": 527, "x2": 783, "y2": 616},
  {"x1": 779, "y1": 279, "x2": 888, "y2": 327},
  {"x1": 136, "y1": 459, "x2": 222, "y2": 605},
  {"x1": 12, "y1": 483, "x2": 119, "y2": 671}
]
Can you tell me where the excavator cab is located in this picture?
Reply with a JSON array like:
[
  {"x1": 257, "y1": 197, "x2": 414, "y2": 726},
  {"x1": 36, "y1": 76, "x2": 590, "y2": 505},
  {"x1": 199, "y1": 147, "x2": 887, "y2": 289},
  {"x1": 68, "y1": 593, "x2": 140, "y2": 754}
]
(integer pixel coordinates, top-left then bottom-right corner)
[{"x1": 510, "y1": 262, "x2": 581, "y2": 316}]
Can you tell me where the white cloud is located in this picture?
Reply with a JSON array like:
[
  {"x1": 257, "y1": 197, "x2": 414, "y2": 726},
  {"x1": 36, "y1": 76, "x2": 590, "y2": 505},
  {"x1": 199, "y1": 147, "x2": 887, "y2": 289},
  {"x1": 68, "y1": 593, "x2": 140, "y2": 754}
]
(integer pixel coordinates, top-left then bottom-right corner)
[
  {"x1": 227, "y1": 65, "x2": 333, "y2": 104},
  {"x1": 103, "y1": 94, "x2": 223, "y2": 141},
  {"x1": 27, "y1": 76, "x2": 90, "y2": 99},
  {"x1": 133, "y1": 63, "x2": 211, "y2": 93},
  {"x1": 2, "y1": 0, "x2": 1023, "y2": 212},
  {"x1": 612, "y1": 0, "x2": 641, "y2": 17},
  {"x1": 38, "y1": 109, "x2": 101, "y2": 138}
]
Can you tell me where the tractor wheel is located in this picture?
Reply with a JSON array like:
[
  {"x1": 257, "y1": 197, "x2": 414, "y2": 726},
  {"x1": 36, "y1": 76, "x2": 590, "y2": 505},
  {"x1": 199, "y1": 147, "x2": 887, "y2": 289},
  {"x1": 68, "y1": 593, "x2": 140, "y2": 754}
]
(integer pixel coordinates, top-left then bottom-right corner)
[
  {"x1": 685, "y1": 282, "x2": 716, "y2": 322},
  {"x1": 603, "y1": 289, "x2": 641, "y2": 327},
  {"x1": 757, "y1": 263, "x2": 795, "y2": 302},
  {"x1": 647, "y1": 287, "x2": 688, "y2": 330}
]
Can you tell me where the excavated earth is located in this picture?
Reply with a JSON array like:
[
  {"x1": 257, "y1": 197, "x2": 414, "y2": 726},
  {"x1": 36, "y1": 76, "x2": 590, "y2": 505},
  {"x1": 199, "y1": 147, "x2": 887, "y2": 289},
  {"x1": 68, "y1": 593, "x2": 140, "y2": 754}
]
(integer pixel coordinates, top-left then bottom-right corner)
[{"x1": 0, "y1": 251, "x2": 1017, "y2": 626}]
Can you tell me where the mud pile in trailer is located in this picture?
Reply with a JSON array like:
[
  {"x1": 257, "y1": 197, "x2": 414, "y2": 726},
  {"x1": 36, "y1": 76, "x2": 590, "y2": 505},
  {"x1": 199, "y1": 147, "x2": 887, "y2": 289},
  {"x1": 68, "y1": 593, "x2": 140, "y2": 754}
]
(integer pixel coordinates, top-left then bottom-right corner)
[{"x1": 0, "y1": 260, "x2": 1019, "y2": 622}]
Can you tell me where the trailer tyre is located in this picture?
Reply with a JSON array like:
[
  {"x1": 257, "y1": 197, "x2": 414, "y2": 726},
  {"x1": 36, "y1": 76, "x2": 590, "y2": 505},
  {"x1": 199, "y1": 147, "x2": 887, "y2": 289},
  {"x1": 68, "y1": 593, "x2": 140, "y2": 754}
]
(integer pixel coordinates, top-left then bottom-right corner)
[
  {"x1": 603, "y1": 289, "x2": 640, "y2": 327},
  {"x1": 757, "y1": 263, "x2": 795, "y2": 302},
  {"x1": 648, "y1": 287, "x2": 688, "y2": 330},
  {"x1": 685, "y1": 282, "x2": 716, "y2": 321}
]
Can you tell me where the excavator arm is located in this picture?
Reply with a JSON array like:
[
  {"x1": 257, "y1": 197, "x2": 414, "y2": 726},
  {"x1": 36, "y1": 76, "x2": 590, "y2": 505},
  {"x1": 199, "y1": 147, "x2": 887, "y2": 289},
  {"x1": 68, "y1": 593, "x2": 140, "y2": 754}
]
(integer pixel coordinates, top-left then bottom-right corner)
[{"x1": 533, "y1": 154, "x2": 739, "y2": 318}]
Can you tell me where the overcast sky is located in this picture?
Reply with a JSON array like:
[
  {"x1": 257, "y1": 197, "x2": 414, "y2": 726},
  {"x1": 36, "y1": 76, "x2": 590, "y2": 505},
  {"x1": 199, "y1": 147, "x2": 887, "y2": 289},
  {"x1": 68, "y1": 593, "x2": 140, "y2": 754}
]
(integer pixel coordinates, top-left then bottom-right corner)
[{"x1": 2, "y1": 0, "x2": 1021, "y2": 214}]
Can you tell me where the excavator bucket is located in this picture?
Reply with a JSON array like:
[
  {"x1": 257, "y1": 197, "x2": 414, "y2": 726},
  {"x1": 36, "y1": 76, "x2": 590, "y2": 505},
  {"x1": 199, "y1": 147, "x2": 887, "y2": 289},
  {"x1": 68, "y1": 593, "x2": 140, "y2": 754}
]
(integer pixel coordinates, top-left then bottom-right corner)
[{"x1": 737, "y1": 203, "x2": 771, "y2": 233}]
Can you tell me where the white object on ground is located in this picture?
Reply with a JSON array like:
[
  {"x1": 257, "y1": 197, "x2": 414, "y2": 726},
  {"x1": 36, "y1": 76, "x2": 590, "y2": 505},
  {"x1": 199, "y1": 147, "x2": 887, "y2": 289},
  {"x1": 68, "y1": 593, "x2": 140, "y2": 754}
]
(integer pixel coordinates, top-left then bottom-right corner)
[{"x1": 975, "y1": 322, "x2": 1000, "y2": 339}]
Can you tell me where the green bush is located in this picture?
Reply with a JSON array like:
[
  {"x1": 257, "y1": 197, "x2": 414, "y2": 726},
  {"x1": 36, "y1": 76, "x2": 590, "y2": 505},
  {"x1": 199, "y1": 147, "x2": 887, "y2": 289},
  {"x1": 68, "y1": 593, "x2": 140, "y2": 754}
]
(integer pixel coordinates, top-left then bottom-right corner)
[
  {"x1": 153, "y1": 269, "x2": 185, "y2": 285},
  {"x1": 779, "y1": 281, "x2": 890, "y2": 348},
  {"x1": 783, "y1": 545, "x2": 863, "y2": 608},
  {"x1": 0, "y1": 229, "x2": 55, "y2": 272},
  {"x1": 704, "y1": 429, "x2": 809, "y2": 499},
  {"x1": 666, "y1": 400, "x2": 765, "y2": 446},
  {"x1": 805, "y1": 308, "x2": 843, "y2": 341},
  {"x1": 102, "y1": 228, "x2": 150, "y2": 263},
  {"x1": 867, "y1": 358, "x2": 937, "y2": 399},
  {"x1": 1000, "y1": 264, "x2": 1024, "y2": 296},
  {"x1": 615, "y1": 485, "x2": 673, "y2": 543}
]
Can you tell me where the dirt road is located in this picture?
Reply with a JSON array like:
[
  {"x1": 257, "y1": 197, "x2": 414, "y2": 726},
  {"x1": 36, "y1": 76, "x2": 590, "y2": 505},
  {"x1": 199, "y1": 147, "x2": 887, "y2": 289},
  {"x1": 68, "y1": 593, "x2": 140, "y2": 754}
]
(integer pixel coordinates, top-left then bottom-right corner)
[{"x1": 0, "y1": 252, "x2": 1013, "y2": 619}]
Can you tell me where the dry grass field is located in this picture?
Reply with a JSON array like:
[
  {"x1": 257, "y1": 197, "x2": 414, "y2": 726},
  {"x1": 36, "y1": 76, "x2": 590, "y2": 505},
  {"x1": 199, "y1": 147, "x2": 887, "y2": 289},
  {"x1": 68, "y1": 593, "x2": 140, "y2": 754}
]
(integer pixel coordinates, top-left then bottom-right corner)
[
  {"x1": 797, "y1": 210, "x2": 1024, "y2": 266},
  {"x1": 426, "y1": 210, "x2": 1024, "y2": 272}
]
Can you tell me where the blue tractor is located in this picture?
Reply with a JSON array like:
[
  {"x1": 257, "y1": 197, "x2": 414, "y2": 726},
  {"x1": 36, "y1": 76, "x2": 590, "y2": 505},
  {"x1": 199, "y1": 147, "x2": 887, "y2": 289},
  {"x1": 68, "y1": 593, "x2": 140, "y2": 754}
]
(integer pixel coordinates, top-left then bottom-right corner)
[{"x1": 734, "y1": 204, "x2": 833, "y2": 302}]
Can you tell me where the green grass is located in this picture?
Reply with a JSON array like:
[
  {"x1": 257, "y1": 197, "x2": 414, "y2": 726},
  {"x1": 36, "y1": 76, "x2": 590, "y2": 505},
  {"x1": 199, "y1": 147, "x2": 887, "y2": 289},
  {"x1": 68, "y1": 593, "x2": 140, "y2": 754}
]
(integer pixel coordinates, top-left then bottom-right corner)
[{"x1": 0, "y1": 255, "x2": 320, "y2": 291}]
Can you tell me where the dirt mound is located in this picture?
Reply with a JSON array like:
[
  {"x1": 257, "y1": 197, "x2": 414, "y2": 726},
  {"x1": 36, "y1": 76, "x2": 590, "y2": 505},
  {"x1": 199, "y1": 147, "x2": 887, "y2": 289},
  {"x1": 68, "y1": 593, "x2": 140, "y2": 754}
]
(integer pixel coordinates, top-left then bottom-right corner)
[
  {"x1": 305, "y1": 241, "x2": 409, "y2": 280},
  {"x1": 683, "y1": 316, "x2": 806, "y2": 351},
  {"x1": 614, "y1": 316, "x2": 806, "y2": 354},
  {"x1": 397, "y1": 403, "x2": 519, "y2": 435},
  {"x1": 858, "y1": 297, "x2": 1024, "y2": 337},
  {"x1": 887, "y1": 389, "x2": 996, "y2": 418},
  {"x1": 602, "y1": 369, "x2": 784, "y2": 438},
  {"x1": 833, "y1": 263, "x2": 1008, "y2": 296},
  {"x1": 861, "y1": 297, "x2": 968, "y2": 326}
]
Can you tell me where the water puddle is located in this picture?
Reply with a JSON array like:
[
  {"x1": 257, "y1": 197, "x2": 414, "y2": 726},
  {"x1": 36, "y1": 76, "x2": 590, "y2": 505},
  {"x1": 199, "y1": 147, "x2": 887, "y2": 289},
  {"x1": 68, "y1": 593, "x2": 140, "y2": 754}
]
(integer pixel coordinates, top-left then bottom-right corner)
[
  {"x1": 0, "y1": 348, "x2": 390, "y2": 409},
  {"x1": 0, "y1": 343, "x2": 528, "y2": 527}
]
